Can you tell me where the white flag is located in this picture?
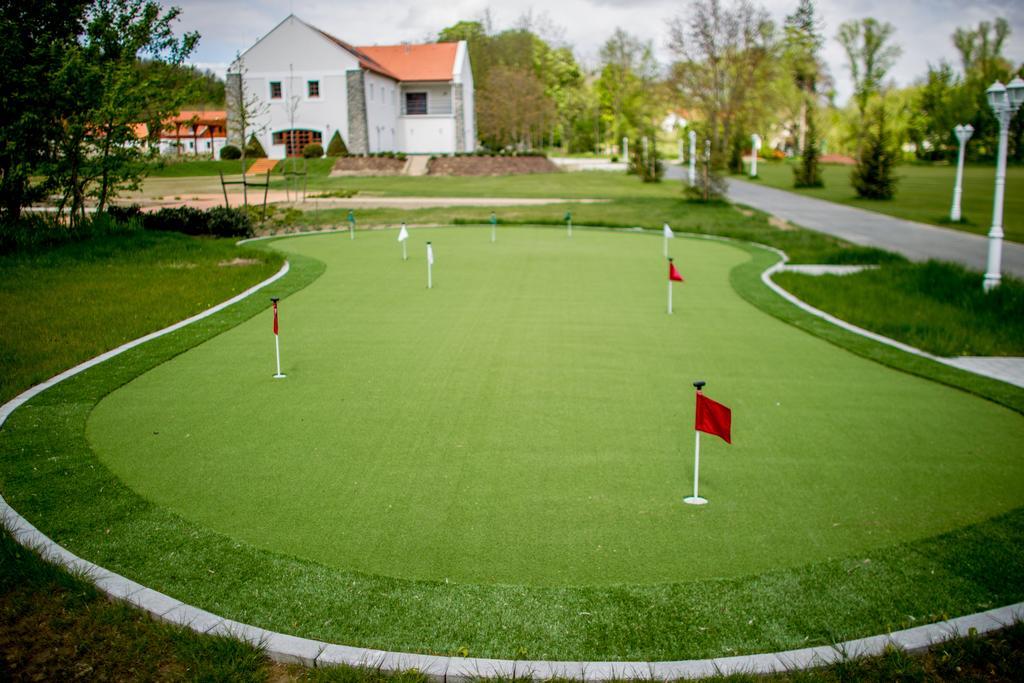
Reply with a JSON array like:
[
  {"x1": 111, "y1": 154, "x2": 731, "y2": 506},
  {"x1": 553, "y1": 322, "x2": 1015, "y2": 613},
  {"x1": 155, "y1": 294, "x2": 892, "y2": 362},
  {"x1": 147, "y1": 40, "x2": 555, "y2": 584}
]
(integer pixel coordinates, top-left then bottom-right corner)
[
  {"x1": 427, "y1": 244, "x2": 434, "y2": 265},
  {"x1": 398, "y1": 225, "x2": 409, "y2": 242},
  {"x1": 663, "y1": 223, "x2": 674, "y2": 239}
]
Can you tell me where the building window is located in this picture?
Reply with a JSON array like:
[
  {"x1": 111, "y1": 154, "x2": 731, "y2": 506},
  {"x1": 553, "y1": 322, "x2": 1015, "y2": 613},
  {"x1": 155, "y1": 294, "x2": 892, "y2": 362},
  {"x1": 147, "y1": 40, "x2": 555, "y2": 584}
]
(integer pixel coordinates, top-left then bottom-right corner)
[
  {"x1": 404, "y1": 92, "x2": 427, "y2": 115},
  {"x1": 270, "y1": 81, "x2": 282, "y2": 99},
  {"x1": 369, "y1": 83, "x2": 375, "y2": 101},
  {"x1": 308, "y1": 80, "x2": 319, "y2": 98},
  {"x1": 272, "y1": 129, "x2": 323, "y2": 157}
]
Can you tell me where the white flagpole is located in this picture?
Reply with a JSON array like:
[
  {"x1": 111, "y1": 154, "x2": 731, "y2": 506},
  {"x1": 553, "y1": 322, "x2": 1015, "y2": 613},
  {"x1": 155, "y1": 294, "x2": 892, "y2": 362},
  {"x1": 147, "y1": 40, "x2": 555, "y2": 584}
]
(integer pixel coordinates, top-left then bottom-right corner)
[
  {"x1": 692, "y1": 431, "x2": 701, "y2": 498},
  {"x1": 271, "y1": 297, "x2": 285, "y2": 379},
  {"x1": 402, "y1": 240, "x2": 407, "y2": 261},
  {"x1": 427, "y1": 242, "x2": 433, "y2": 289},
  {"x1": 274, "y1": 334, "x2": 283, "y2": 377},
  {"x1": 668, "y1": 279, "x2": 673, "y2": 314},
  {"x1": 685, "y1": 381, "x2": 708, "y2": 505}
]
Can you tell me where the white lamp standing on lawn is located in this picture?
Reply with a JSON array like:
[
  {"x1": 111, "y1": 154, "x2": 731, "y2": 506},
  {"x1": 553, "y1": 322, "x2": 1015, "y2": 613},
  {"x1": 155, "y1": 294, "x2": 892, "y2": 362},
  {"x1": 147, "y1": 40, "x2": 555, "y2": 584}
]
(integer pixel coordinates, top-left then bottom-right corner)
[
  {"x1": 750, "y1": 134, "x2": 762, "y2": 178},
  {"x1": 688, "y1": 130, "x2": 697, "y2": 185},
  {"x1": 950, "y1": 124, "x2": 974, "y2": 222},
  {"x1": 983, "y1": 77, "x2": 1024, "y2": 291}
]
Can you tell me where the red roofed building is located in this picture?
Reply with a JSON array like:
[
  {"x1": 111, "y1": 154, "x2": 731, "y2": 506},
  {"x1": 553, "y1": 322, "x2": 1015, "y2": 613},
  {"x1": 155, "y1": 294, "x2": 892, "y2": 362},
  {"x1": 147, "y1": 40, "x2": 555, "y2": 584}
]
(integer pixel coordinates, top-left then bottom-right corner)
[{"x1": 228, "y1": 15, "x2": 475, "y2": 157}]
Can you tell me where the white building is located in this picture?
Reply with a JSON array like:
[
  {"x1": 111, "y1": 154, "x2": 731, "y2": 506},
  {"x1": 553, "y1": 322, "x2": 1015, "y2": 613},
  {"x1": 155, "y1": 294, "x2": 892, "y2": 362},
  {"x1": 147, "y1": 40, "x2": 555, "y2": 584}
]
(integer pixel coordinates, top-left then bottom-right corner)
[{"x1": 228, "y1": 15, "x2": 475, "y2": 159}]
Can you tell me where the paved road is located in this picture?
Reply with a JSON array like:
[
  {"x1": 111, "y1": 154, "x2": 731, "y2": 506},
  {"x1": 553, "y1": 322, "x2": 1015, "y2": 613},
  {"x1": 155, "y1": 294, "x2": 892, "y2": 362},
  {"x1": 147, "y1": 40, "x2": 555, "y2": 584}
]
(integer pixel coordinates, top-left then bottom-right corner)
[{"x1": 665, "y1": 165, "x2": 1024, "y2": 277}]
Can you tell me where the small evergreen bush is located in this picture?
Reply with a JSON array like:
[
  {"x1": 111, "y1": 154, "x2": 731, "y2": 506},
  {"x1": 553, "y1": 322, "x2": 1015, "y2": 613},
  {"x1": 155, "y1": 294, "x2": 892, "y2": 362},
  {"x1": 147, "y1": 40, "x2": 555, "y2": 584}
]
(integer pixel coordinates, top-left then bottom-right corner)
[
  {"x1": 852, "y1": 104, "x2": 898, "y2": 200},
  {"x1": 793, "y1": 103, "x2": 824, "y2": 188},
  {"x1": 326, "y1": 131, "x2": 348, "y2": 157},
  {"x1": 302, "y1": 143, "x2": 324, "y2": 159},
  {"x1": 245, "y1": 135, "x2": 267, "y2": 159},
  {"x1": 219, "y1": 145, "x2": 241, "y2": 160}
]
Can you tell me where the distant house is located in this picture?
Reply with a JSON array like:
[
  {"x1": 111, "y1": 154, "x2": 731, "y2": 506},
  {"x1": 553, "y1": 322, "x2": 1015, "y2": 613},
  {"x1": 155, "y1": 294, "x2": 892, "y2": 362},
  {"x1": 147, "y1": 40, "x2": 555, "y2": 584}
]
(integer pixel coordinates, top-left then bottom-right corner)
[
  {"x1": 134, "y1": 110, "x2": 228, "y2": 156},
  {"x1": 227, "y1": 15, "x2": 476, "y2": 158}
]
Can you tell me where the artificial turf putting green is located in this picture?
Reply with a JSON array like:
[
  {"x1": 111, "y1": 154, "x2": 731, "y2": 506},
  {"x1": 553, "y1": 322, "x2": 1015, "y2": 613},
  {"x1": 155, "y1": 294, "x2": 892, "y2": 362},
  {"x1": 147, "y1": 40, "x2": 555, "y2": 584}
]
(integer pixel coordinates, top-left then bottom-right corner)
[{"x1": 86, "y1": 226, "x2": 1024, "y2": 588}]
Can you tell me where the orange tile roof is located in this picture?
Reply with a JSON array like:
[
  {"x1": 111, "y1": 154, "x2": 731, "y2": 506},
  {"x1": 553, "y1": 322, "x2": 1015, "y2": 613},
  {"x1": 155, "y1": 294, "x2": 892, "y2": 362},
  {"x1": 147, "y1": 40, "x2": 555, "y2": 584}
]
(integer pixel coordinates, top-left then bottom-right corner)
[
  {"x1": 356, "y1": 43, "x2": 458, "y2": 82},
  {"x1": 308, "y1": 25, "x2": 401, "y2": 80},
  {"x1": 172, "y1": 110, "x2": 226, "y2": 126}
]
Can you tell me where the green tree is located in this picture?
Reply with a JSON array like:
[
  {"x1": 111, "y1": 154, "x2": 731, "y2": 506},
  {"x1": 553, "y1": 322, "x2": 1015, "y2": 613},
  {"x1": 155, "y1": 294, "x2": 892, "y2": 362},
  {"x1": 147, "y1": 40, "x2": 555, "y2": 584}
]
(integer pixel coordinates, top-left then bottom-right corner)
[
  {"x1": 783, "y1": 0, "x2": 826, "y2": 154},
  {"x1": 951, "y1": 18, "x2": 1021, "y2": 162},
  {"x1": 852, "y1": 101, "x2": 898, "y2": 199},
  {"x1": 668, "y1": 0, "x2": 777, "y2": 186},
  {"x1": 836, "y1": 17, "x2": 902, "y2": 155},
  {"x1": 0, "y1": 0, "x2": 89, "y2": 223},
  {"x1": 476, "y1": 66, "x2": 555, "y2": 149},
  {"x1": 793, "y1": 101, "x2": 823, "y2": 187},
  {"x1": 596, "y1": 29, "x2": 658, "y2": 150},
  {"x1": 46, "y1": 0, "x2": 197, "y2": 222},
  {"x1": 915, "y1": 62, "x2": 973, "y2": 161}
]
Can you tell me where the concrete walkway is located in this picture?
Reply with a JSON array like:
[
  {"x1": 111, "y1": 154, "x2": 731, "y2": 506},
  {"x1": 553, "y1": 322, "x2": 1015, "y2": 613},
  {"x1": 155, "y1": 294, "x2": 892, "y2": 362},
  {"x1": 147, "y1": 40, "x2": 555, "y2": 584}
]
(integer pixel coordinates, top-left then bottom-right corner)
[{"x1": 663, "y1": 165, "x2": 1024, "y2": 277}]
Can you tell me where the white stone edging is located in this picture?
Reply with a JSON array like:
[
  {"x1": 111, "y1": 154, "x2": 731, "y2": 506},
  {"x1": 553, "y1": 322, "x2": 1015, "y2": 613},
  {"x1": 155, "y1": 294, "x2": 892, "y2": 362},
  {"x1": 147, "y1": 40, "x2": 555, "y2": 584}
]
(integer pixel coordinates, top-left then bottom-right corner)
[
  {"x1": 760, "y1": 257, "x2": 1021, "y2": 388},
  {"x1": 0, "y1": 231, "x2": 1021, "y2": 680}
]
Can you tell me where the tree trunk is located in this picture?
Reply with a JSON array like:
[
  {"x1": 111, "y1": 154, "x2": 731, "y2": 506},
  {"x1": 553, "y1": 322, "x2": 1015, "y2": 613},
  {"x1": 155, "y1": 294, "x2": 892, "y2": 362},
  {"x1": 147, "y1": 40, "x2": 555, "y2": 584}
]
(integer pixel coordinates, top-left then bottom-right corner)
[{"x1": 798, "y1": 99, "x2": 807, "y2": 156}]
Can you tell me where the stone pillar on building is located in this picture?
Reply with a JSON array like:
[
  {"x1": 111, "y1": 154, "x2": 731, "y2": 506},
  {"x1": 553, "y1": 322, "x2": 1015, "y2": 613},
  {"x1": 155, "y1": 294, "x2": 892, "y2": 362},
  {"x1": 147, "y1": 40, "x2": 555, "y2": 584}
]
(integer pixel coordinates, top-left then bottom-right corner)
[
  {"x1": 346, "y1": 70, "x2": 369, "y2": 155},
  {"x1": 453, "y1": 84, "x2": 465, "y2": 153},
  {"x1": 225, "y1": 72, "x2": 244, "y2": 147}
]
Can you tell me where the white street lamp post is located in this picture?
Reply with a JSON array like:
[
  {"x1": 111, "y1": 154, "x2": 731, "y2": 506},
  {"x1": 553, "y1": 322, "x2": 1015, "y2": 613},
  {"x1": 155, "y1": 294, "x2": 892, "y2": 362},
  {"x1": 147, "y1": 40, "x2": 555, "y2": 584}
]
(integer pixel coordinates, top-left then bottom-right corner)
[
  {"x1": 983, "y1": 77, "x2": 1024, "y2": 291},
  {"x1": 622, "y1": 136, "x2": 628, "y2": 161},
  {"x1": 688, "y1": 131, "x2": 697, "y2": 185},
  {"x1": 750, "y1": 134, "x2": 762, "y2": 178},
  {"x1": 950, "y1": 123, "x2": 974, "y2": 222}
]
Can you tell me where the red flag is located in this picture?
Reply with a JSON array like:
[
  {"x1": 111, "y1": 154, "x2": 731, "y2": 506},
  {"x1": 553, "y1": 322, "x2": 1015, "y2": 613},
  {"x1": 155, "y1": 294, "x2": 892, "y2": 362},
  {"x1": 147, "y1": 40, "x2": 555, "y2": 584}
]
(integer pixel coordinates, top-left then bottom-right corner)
[
  {"x1": 669, "y1": 261, "x2": 684, "y2": 282},
  {"x1": 695, "y1": 392, "x2": 731, "y2": 444},
  {"x1": 272, "y1": 301, "x2": 279, "y2": 336}
]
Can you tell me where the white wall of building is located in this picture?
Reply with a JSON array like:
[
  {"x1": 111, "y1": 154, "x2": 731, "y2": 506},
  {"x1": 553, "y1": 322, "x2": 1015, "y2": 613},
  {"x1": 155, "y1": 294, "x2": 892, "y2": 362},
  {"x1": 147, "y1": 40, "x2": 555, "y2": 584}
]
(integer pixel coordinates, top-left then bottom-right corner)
[
  {"x1": 236, "y1": 17, "x2": 358, "y2": 159},
  {"x1": 232, "y1": 19, "x2": 476, "y2": 157},
  {"x1": 454, "y1": 41, "x2": 476, "y2": 151},
  {"x1": 398, "y1": 117, "x2": 456, "y2": 154},
  {"x1": 364, "y1": 71, "x2": 399, "y2": 153}
]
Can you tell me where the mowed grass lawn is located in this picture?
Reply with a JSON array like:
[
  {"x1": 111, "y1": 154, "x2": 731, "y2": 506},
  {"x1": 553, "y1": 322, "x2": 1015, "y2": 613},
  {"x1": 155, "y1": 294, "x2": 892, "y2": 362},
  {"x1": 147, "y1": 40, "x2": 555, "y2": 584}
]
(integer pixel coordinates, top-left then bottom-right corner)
[
  {"x1": 749, "y1": 161, "x2": 1024, "y2": 243},
  {"x1": 0, "y1": 232, "x2": 282, "y2": 404},
  {"x1": 86, "y1": 227, "x2": 1024, "y2": 587}
]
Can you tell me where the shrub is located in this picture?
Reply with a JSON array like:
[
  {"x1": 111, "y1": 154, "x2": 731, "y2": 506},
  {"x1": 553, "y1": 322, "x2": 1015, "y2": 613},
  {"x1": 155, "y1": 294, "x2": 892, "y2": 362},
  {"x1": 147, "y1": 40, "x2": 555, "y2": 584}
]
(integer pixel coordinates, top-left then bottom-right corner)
[
  {"x1": 852, "y1": 103, "x2": 898, "y2": 200},
  {"x1": 245, "y1": 135, "x2": 267, "y2": 159},
  {"x1": 220, "y1": 145, "x2": 241, "y2": 160},
  {"x1": 793, "y1": 103, "x2": 824, "y2": 189},
  {"x1": 627, "y1": 136, "x2": 664, "y2": 183},
  {"x1": 141, "y1": 206, "x2": 254, "y2": 238},
  {"x1": 0, "y1": 211, "x2": 140, "y2": 254},
  {"x1": 326, "y1": 131, "x2": 348, "y2": 157},
  {"x1": 302, "y1": 143, "x2": 324, "y2": 159}
]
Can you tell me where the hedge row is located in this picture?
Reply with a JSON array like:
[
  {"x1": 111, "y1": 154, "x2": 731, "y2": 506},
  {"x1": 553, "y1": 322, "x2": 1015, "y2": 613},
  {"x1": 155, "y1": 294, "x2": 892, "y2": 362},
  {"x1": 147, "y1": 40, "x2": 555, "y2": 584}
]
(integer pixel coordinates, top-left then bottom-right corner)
[{"x1": 107, "y1": 205, "x2": 254, "y2": 238}]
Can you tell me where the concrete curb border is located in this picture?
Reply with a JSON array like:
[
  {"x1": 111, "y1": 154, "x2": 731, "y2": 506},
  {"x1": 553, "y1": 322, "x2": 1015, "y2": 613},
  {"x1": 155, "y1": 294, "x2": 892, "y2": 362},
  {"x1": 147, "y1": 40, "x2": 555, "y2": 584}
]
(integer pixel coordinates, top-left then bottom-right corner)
[
  {"x1": 1, "y1": 229, "x2": 1022, "y2": 680},
  {"x1": 760, "y1": 255, "x2": 1021, "y2": 389}
]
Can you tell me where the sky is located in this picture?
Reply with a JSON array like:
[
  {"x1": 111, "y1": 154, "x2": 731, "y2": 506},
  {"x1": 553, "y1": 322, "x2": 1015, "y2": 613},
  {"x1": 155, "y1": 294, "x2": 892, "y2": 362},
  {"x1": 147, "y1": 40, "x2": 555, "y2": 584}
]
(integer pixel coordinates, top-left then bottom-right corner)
[{"x1": 173, "y1": 0, "x2": 1024, "y2": 105}]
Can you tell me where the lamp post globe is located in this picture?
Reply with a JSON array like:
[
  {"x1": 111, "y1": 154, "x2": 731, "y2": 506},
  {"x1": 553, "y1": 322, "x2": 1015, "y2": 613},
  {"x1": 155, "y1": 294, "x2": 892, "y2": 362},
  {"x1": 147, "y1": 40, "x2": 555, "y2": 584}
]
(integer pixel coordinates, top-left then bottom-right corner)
[
  {"x1": 983, "y1": 79, "x2": 1023, "y2": 291},
  {"x1": 950, "y1": 124, "x2": 974, "y2": 222}
]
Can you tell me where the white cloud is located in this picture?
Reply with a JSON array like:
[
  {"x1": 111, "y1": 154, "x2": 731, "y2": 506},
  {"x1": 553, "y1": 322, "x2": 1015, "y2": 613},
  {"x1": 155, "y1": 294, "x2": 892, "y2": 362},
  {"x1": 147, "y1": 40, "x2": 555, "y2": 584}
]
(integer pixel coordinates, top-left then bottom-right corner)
[{"x1": 173, "y1": 0, "x2": 1024, "y2": 105}]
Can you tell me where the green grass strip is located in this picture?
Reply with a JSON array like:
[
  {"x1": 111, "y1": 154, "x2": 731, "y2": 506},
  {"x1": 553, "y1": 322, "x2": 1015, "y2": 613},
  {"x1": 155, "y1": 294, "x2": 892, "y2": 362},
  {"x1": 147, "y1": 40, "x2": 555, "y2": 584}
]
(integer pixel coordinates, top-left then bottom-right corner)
[{"x1": 1, "y1": 227, "x2": 1022, "y2": 662}]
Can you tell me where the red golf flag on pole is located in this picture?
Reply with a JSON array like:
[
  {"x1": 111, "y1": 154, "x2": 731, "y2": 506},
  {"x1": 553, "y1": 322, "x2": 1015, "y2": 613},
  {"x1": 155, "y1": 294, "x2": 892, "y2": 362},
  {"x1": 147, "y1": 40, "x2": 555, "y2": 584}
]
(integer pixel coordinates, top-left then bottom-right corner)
[
  {"x1": 695, "y1": 391, "x2": 731, "y2": 443},
  {"x1": 669, "y1": 260, "x2": 684, "y2": 282},
  {"x1": 272, "y1": 300, "x2": 279, "y2": 336}
]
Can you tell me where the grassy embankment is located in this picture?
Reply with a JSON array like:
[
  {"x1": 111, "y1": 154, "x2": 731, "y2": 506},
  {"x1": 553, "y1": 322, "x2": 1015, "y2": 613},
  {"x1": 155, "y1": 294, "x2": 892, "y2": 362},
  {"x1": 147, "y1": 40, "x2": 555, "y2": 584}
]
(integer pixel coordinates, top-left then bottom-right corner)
[{"x1": 746, "y1": 161, "x2": 1024, "y2": 243}]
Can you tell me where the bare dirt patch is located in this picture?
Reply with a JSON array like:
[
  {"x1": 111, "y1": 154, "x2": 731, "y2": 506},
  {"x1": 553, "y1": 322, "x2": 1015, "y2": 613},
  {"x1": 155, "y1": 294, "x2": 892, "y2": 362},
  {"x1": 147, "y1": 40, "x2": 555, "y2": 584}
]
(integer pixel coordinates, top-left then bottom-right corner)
[
  {"x1": 330, "y1": 157, "x2": 406, "y2": 176},
  {"x1": 428, "y1": 155, "x2": 559, "y2": 176},
  {"x1": 218, "y1": 258, "x2": 262, "y2": 267},
  {"x1": 768, "y1": 216, "x2": 795, "y2": 231}
]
